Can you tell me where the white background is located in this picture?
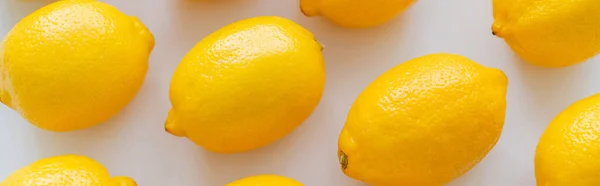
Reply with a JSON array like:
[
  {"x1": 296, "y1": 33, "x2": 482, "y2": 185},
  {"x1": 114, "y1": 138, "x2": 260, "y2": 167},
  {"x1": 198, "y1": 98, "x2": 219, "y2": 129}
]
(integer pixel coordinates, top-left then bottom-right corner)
[{"x1": 1, "y1": 0, "x2": 598, "y2": 185}]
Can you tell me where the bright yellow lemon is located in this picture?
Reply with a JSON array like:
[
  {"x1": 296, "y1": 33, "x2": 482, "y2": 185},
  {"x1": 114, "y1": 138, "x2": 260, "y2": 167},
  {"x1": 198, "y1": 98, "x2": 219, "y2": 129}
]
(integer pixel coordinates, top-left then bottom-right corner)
[
  {"x1": 165, "y1": 16, "x2": 325, "y2": 153},
  {"x1": 339, "y1": 53, "x2": 507, "y2": 185},
  {"x1": 493, "y1": 0, "x2": 600, "y2": 67},
  {"x1": 226, "y1": 175, "x2": 303, "y2": 186},
  {"x1": 536, "y1": 94, "x2": 600, "y2": 186},
  {"x1": 1, "y1": 155, "x2": 136, "y2": 186},
  {"x1": 0, "y1": 0, "x2": 154, "y2": 131},
  {"x1": 300, "y1": 0, "x2": 416, "y2": 28}
]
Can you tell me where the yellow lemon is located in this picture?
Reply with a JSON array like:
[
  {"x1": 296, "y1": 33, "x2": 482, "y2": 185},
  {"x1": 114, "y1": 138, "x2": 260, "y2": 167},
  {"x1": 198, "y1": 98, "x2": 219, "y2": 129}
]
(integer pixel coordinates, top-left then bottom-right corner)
[
  {"x1": 0, "y1": 0, "x2": 154, "y2": 132},
  {"x1": 492, "y1": 0, "x2": 600, "y2": 67},
  {"x1": 338, "y1": 53, "x2": 507, "y2": 185},
  {"x1": 535, "y1": 94, "x2": 600, "y2": 186},
  {"x1": 1, "y1": 155, "x2": 135, "y2": 186},
  {"x1": 300, "y1": 0, "x2": 416, "y2": 28},
  {"x1": 165, "y1": 16, "x2": 325, "y2": 153},
  {"x1": 226, "y1": 175, "x2": 303, "y2": 186}
]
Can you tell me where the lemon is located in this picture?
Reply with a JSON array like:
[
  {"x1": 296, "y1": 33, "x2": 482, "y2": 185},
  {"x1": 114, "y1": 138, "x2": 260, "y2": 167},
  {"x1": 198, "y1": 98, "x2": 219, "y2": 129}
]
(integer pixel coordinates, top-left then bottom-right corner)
[
  {"x1": 338, "y1": 53, "x2": 507, "y2": 185},
  {"x1": 535, "y1": 94, "x2": 600, "y2": 186},
  {"x1": 226, "y1": 175, "x2": 303, "y2": 186},
  {"x1": 0, "y1": 0, "x2": 154, "y2": 131},
  {"x1": 165, "y1": 16, "x2": 325, "y2": 153},
  {"x1": 300, "y1": 0, "x2": 416, "y2": 28},
  {"x1": 492, "y1": 0, "x2": 600, "y2": 67},
  {"x1": 1, "y1": 155, "x2": 135, "y2": 186}
]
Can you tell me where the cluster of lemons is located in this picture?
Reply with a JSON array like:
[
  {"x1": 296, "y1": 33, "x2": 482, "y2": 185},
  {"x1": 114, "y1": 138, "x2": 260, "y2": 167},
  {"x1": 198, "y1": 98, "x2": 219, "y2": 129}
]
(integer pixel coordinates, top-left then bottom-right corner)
[{"x1": 1, "y1": 0, "x2": 600, "y2": 185}]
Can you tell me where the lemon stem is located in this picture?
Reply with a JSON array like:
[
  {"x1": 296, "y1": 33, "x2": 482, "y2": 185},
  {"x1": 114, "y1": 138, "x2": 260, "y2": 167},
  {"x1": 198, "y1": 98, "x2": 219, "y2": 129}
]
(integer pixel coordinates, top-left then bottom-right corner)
[{"x1": 339, "y1": 151, "x2": 348, "y2": 170}]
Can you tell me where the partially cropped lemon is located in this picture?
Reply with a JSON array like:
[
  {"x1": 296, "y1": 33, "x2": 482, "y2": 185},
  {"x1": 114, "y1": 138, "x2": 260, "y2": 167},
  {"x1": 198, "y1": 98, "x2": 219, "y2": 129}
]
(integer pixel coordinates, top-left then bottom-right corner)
[
  {"x1": 492, "y1": 0, "x2": 600, "y2": 67},
  {"x1": 300, "y1": 0, "x2": 416, "y2": 28},
  {"x1": 338, "y1": 53, "x2": 507, "y2": 185},
  {"x1": 0, "y1": 0, "x2": 154, "y2": 132},
  {"x1": 1, "y1": 155, "x2": 135, "y2": 186},
  {"x1": 226, "y1": 175, "x2": 303, "y2": 186},
  {"x1": 165, "y1": 16, "x2": 325, "y2": 153},
  {"x1": 535, "y1": 94, "x2": 600, "y2": 186}
]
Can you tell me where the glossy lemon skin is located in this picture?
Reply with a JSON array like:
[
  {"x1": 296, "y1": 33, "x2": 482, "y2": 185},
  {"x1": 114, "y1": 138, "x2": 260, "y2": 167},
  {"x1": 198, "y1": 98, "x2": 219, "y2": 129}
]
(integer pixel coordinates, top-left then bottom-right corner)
[
  {"x1": 338, "y1": 53, "x2": 507, "y2": 186},
  {"x1": 165, "y1": 16, "x2": 325, "y2": 153},
  {"x1": 300, "y1": 0, "x2": 416, "y2": 28},
  {"x1": 0, "y1": 0, "x2": 154, "y2": 131},
  {"x1": 226, "y1": 175, "x2": 303, "y2": 186},
  {"x1": 0, "y1": 155, "x2": 136, "y2": 186},
  {"x1": 492, "y1": 0, "x2": 600, "y2": 67},
  {"x1": 535, "y1": 94, "x2": 600, "y2": 186}
]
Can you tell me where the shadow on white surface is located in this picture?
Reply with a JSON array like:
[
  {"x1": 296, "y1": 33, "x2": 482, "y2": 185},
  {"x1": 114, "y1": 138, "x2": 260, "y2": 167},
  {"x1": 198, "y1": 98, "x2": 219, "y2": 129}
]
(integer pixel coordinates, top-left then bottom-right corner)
[
  {"x1": 515, "y1": 55, "x2": 587, "y2": 110},
  {"x1": 31, "y1": 104, "x2": 140, "y2": 158}
]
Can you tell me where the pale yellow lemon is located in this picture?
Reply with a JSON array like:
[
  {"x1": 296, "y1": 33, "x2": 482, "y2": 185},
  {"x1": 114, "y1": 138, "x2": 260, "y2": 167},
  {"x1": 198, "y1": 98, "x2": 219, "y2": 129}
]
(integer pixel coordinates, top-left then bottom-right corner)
[
  {"x1": 165, "y1": 16, "x2": 325, "y2": 153},
  {"x1": 0, "y1": 0, "x2": 154, "y2": 131},
  {"x1": 338, "y1": 53, "x2": 507, "y2": 185},
  {"x1": 226, "y1": 175, "x2": 303, "y2": 186},
  {"x1": 535, "y1": 94, "x2": 600, "y2": 186},
  {"x1": 1, "y1": 155, "x2": 135, "y2": 186},
  {"x1": 492, "y1": 0, "x2": 600, "y2": 67},
  {"x1": 300, "y1": 0, "x2": 416, "y2": 28}
]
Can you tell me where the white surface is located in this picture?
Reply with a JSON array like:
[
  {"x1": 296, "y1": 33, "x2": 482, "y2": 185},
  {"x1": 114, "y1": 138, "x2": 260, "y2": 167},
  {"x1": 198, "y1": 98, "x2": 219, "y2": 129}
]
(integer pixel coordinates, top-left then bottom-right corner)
[{"x1": 1, "y1": 0, "x2": 599, "y2": 185}]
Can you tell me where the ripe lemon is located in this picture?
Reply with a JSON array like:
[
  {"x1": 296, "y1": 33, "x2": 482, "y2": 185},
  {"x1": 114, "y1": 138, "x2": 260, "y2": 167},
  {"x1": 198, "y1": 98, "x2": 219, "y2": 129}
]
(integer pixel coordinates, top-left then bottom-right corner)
[
  {"x1": 165, "y1": 16, "x2": 325, "y2": 153},
  {"x1": 535, "y1": 94, "x2": 600, "y2": 186},
  {"x1": 300, "y1": 0, "x2": 416, "y2": 28},
  {"x1": 1, "y1": 155, "x2": 135, "y2": 186},
  {"x1": 338, "y1": 53, "x2": 507, "y2": 185},
  {"x1": 226, "y1": 175, "x2": 303, "y2": 186},
  {"x1": 0, "y1": 0, "x2": 154, "y2": 131},
  {"x1": 492, "y1": 0, "x2": 600, "y2": 67}
]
